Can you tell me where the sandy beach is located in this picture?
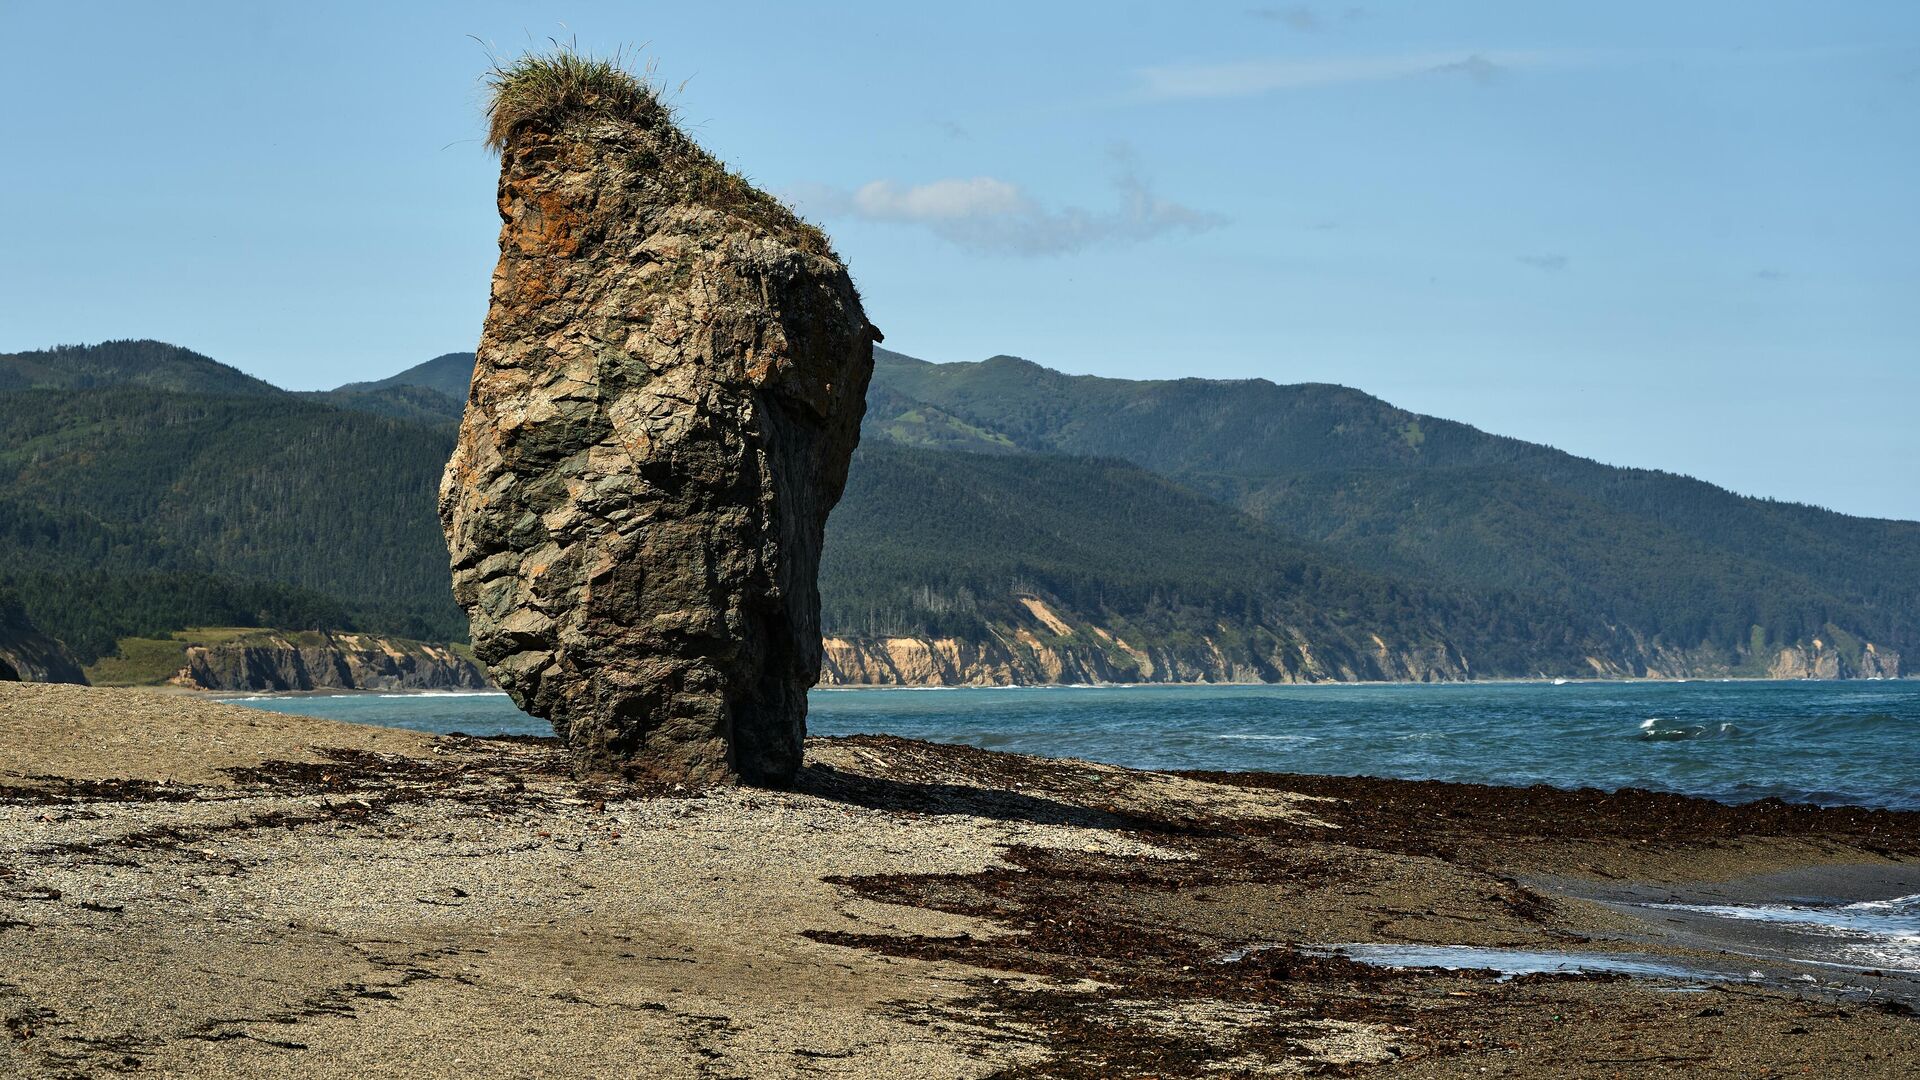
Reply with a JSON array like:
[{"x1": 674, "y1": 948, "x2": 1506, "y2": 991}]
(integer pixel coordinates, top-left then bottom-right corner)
[{"x1": 2, "y1": 682, "x2": 1915, "y2": 1078}]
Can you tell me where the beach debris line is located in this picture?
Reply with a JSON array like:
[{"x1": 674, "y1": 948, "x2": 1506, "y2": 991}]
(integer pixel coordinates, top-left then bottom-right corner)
[{"x1": 440, "y1": 45, "x2": 879, "y2": 786}]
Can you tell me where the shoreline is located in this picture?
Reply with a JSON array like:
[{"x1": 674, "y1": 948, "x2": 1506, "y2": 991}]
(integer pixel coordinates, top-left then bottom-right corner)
[
  {"x1": 207, "y1": 680, "x2": 1920, "y2": 815},
  {"x1": 4, "y1": 682, "x2": 1915, "y2": 1077},
  {"x1": 183, "y1": 672, "x2": 1917, "y2": 699},
  {"x1": 819, "y1": 673, "x2": 1919, "y2": 689},
  {"x1": 213, "y1": 689, "x2": 1920, "y2": 816}
]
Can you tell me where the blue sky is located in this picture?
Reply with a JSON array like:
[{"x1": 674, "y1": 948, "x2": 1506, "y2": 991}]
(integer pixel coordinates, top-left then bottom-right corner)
[{"x1": 3, "y1": 2, "x2": 1916, "y2": 518}]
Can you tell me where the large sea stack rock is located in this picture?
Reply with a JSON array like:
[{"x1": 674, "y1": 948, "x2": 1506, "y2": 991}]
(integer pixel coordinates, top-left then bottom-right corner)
[{"x1": 440, "y1": 55, "x2": 877, "y2": 786}]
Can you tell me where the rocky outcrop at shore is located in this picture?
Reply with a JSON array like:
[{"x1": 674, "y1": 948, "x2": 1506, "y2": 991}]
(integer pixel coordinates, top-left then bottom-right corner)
[
  {"x1": 168, "y1": 630, "x2": 490, "y2": 692},
  {"x1": 818, "y1": 604, "x2": 1902, "y2": 686},
  {"x1": 441, "y1": 54, "x2": 877, "y2": 785},
  {"x1": 820, "y1": 598, "x2": 1473, "y2": 686},
  {"x1": 1767, "y1": 638, "x2": 1901, "y2": 680},
  {"x1": 819, "y1": 635, "x2": 1470, "y2": 686},
  {"x1": 0, "y1": 598, "x2": 87, "y2": 685}
]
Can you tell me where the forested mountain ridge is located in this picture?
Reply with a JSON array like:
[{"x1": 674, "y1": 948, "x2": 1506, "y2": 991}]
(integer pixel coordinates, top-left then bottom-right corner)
[
  {"x1": 316, "y1": 352, "x2": 475, "y2": 421},
  {"x1": 819, "y1": 444, "x2": 1652, "y2": 684},
  {"x1": 862, "y1": 348, "x2": 1915, "y2": 676},
  {"x1": 0, "y1": 340, "x2": 283, "y2": 397},
  {"x1": 304, "y1": 382, "x2": 468, "y2": 423},
  {"x1": 0, "y1": 378, "x2": 466, "y2": 661},
  {"x1": 0, "y1": 339, "x2": 1906, "y2": 684},
  {"x1": 332, "y1": 351, "x2": 476, "y2": 401},
  {"x1": 341, "y1": 348, "x2": 1670, "y2": 679}
]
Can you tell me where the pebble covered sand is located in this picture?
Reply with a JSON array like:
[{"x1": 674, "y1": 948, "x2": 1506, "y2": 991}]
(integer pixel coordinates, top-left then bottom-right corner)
[{"x1": 2, "y1": 682, "x2": 1915, "y2": 1077}]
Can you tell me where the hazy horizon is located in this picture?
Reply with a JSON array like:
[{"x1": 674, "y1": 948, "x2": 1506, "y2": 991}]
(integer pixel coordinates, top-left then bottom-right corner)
[{"x1": 2, "y1": 1, "x2": 1915, "y2": 518}]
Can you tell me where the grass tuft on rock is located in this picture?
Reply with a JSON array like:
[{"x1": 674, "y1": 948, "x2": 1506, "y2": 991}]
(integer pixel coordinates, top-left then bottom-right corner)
[
  {"x1": 483, "y1": 42, "x2": 667, "y2": 152},
  {"x1": 480, "y1": 41, "x2": 838, "y2": 259}
]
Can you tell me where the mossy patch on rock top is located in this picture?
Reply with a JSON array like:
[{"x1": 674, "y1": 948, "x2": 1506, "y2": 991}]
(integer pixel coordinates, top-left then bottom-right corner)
[{"x1": 482, "y1": 45, "x2": 834, "y2": 258}]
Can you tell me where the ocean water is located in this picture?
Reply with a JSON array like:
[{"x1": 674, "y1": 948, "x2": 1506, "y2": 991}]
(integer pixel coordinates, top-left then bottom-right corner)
[
  {"x1": 220, "y1": 679, "x2": 1920, "y2": 811},
  {"x1": 1299, "y1": 945, "x2": 1730, "y2": 983},
  {"x1": 1644, "y1": 892, "x2": 1920, "y2": 973}
]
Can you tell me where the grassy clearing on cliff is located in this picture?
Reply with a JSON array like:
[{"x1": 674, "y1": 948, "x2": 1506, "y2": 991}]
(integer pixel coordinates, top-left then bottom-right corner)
[
  {"x1": 82, "y1": 634, "x2": 188, "y2": 686},
  {"x1": 84, "y1": 628, "x2": 301, "y2": 686}
]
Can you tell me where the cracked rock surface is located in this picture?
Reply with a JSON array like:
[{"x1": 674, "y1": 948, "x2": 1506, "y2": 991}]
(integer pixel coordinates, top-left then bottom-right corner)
[{"x1": 440, "y1": 91, "x2": 877, "y2": 785}]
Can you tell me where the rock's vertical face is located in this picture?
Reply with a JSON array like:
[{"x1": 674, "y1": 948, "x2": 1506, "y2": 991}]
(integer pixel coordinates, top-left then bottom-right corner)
[{"x1": 440, "y1": 64, "x2": 877, "y2": 786}]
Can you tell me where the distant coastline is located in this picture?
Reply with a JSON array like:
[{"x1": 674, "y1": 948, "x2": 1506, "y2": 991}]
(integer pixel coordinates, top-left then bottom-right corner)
[
  {"x1": 6, "y1": 340, "x2": 1913, "y2": 707},
  {"x1": 191, "y1": 672, "x2": 1914, "y2": 698},
  {"x1": 217, "y1": 676, "x2": 1920, "y2": 813}
]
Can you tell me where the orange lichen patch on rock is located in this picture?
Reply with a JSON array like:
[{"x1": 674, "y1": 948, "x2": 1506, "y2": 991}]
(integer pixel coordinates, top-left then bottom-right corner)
[
  {"x1": 520, "y1": 188, "x2": 586, "y2": 259},
  {"x1": 501, "y1": 261, "x2": 560, "y2": 307}
]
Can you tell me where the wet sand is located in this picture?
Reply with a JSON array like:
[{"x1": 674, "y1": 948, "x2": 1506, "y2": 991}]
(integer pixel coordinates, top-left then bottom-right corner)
[{"x1": 2, "y1": 682, "x2": 1915, "y2": 1077}]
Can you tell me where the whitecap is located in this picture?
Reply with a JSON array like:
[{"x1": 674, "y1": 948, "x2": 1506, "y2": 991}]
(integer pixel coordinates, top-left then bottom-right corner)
[
  {"x1": 373, "y1": 691, "x2": 507, "y2": 699},
  {"x1": 1646, "y1": 896, "x2": 1920, "y2": 973},
  {"x1": 1638, "y1": 717, "x2": 1741, "y2": 741},
  {"x1": 1300, "y1": 944, "x2": 1725, "y2": 983}
]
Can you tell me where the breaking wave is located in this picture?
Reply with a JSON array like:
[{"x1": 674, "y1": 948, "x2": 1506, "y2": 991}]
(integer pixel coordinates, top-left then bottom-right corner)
[{"x1": 1638, "y1": 717, "x2": 1743, "y2": 741}]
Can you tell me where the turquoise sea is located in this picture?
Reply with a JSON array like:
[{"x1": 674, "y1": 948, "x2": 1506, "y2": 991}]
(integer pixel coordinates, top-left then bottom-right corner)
[{"x1": 223, "y1": 679, "x2": 1920, "y2": 811}]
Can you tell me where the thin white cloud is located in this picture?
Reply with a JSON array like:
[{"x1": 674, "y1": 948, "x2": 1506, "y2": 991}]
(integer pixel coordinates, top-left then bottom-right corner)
[
  {"x1": 1246, "y1": 5, "x2": 1367, "y2": 30},
  {"x1": 1427, "y1": 54, "x2": 1505, "y2": 85},
  {"x1": 849, "y1": 177, "x2": 1029, "y2": 222},
  {"x1": 1135, "y1": 49, "x2": 1565, "y2": 100},
  {"x1": 1137, "y1": 44, "x2": 1881, "y2": 102},
  {"x1": 1248, "y1": 6, "x2": 1323, "y2": 32},
  {"x1": 793, "y1": 155, "x2": 1225, "y2": 257}
]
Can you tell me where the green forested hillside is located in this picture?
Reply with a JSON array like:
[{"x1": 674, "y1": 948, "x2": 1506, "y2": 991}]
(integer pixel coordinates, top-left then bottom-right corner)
[
  {"x1": 0, "y1": 388, "x2": 458, "y2": 613},
  {"x1": 0, "y1": 339, "x2": 1910, "y2": 681},
  {"x1": 823, "y1": 444, "x2": 1618, "y2": 676},
  {"x1": 304, "y1": 382, "x2": 468, "y2": 423},
  {"x1": 332, "y1": 351, "x2": 476, "y2": 401},
  {"x1": 0, "y1": 382, "x2": 465, "y2": 660},
  {"x1": 1223, "y1": 468, "x2": 1884, "y2": 657},
  {"x1": 864, "y1": 349, "x2": 1920, "y2": 666},
  {"x1": 305, "y1": 351, "x2": 473, "y2": 421},
  {"x1": 0, "y1": 340, "x2": 285, "y2": 396}
]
